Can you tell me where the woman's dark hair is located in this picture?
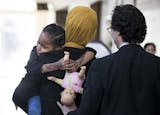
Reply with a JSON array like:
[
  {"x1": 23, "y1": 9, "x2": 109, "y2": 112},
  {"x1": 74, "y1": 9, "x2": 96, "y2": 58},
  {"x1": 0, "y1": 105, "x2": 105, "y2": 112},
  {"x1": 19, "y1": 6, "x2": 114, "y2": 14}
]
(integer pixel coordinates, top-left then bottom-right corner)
[
  {"x1": 111, "y1": 4, "x2": 147, "y2": 43},
  {"x1": 144, "y1": 42, "x2": 156, "y2": 50},
  {"x1": 43, "y1": 23, "x2": 65, "y2": 48}
]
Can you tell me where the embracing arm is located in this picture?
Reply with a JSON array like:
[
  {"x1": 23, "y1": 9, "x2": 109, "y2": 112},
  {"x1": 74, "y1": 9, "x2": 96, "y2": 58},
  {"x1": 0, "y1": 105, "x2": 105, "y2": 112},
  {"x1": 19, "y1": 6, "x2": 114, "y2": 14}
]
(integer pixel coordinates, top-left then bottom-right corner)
[
  {"x1": 65, "y1": 47, "x2": 96, "y2": 72},
  {"x1": 41, "y1": 61, "x2": 62, "y2": 73},
  {"x1": 25, "y1": 46, "x2": 68, "y2": 74},
  {"x1": 26, "y1": 47, "x2": 96, "y2": 75},
  {"x1": 43, "y1": 48, "x2": 96, "y2": 73},
  {"x1": 41, "y1": 53, "x2": 70, "y2": 73},
  {"x1": 76, "y1": 47, "x2": 96, "y2": 67}
]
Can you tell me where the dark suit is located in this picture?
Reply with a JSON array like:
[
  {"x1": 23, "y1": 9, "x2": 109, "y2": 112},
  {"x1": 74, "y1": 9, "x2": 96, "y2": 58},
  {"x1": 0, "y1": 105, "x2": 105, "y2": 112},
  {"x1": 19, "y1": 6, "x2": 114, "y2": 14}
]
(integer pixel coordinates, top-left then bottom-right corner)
[{"x1": 68, "y1": 44, "x2": 160, "y2": 115}]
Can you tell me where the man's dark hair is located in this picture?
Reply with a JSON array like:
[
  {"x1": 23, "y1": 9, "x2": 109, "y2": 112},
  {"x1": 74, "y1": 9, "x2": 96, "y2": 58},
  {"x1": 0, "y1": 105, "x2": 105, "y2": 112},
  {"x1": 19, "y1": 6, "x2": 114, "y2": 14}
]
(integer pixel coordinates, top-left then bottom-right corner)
[
  {"x1": 111, "y1": 4, "x2": 147, "y2": 43},
  {"x1": 43, "y1": 23, "x2": 65, "y2": 48}
]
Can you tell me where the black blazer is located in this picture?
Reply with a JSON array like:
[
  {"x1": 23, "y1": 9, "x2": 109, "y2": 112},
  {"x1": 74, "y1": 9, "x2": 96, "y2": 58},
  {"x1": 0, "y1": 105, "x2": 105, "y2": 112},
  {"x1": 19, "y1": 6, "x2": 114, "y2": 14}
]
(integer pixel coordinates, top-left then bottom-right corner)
[{"x1": 68, "y1": 44, "x2": 160, "y2": 115}]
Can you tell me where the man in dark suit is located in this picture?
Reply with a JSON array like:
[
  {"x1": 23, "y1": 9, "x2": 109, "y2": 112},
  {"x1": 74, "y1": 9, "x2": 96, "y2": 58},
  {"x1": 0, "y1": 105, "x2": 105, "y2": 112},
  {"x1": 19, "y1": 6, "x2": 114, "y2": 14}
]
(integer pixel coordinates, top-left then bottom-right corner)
[{"x1": 57, "y1": 4, "x2": 160, "y2": 115}]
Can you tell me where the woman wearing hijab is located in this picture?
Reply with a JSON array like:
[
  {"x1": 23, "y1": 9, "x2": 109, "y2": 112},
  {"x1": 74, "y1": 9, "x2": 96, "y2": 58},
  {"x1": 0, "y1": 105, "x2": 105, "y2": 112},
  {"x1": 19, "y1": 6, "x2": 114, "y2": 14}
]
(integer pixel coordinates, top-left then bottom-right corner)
[{"x1": 40, "y1": 6, "x2": 98, "y2": 115}]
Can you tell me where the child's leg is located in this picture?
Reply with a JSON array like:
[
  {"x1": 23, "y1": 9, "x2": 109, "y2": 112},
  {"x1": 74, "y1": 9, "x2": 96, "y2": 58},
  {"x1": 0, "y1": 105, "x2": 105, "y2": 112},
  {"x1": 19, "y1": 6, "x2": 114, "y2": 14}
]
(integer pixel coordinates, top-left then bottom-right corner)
[{"x1": 28, "y1": 96, "x2": 41, "y2": 115}]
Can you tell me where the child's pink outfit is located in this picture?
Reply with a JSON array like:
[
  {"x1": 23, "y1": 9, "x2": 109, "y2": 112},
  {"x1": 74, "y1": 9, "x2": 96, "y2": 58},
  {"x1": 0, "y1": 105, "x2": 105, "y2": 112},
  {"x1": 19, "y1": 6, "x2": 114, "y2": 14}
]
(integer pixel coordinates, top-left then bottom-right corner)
[{"x1": 61, "y1": 72, "x2": 84, "y2": 93}]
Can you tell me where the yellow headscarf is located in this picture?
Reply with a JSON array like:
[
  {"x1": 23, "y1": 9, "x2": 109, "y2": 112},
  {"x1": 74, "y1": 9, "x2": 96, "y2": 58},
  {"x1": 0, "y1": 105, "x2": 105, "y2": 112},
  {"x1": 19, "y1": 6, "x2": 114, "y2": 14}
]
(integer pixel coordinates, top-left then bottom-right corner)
[{"x1": 64, "y1": 6, "x2": 98, "y2": 48}]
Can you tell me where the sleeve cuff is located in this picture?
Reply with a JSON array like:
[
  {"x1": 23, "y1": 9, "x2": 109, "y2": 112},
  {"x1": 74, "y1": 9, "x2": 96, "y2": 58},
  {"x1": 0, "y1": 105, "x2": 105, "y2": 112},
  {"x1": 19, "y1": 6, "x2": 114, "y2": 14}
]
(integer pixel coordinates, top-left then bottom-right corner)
[{"x1": 85, "y1": 47, "x2": 97, "y2": 55}]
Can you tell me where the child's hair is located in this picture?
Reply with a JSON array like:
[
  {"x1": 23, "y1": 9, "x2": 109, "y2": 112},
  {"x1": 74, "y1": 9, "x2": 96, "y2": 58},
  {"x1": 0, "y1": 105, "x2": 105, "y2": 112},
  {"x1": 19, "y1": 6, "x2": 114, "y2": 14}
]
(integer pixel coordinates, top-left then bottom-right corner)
[
  {"x1": 43, "y1": 23, "x2": 65, "y2": 48},
  {"x1": 144, "y1": 42, "x2": 156, "y2": 50}
]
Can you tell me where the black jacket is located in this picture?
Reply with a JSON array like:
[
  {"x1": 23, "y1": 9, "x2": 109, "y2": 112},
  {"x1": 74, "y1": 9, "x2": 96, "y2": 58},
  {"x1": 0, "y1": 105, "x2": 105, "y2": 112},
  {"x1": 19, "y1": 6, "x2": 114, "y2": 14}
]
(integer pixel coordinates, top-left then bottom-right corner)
[
  {"x1": 12, "y1": 46, "x2": 43, "y2": 113},
  {"x1": 12, "y1": 46, "x2": 95, "y2": 114},
  {"x1": 68, "y1": 44, "x2": 160, "y2": 115}
]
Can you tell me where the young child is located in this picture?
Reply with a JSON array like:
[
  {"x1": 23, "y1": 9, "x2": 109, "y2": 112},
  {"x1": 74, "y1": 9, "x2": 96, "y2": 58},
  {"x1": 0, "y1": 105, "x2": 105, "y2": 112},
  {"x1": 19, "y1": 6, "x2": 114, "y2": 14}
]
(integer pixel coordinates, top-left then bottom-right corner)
[
  {"x1": 12, "y1": 23, "x2": 96, "y2": 115},
  {"x1": 144, "y1": 42, "x2": 156, "y2": 55}
]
